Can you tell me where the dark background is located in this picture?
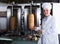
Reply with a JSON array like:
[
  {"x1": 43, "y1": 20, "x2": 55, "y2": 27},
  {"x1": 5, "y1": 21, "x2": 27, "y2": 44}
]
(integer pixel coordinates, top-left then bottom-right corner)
[{"x1": 0, "y1": 0, "x2": 59, "y2": 3}]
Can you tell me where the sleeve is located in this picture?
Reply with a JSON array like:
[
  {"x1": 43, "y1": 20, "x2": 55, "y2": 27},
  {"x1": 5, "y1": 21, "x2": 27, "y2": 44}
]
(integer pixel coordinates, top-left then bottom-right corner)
[{"x1": 35, "y1": 26, "x2": 41, "y2": 31}]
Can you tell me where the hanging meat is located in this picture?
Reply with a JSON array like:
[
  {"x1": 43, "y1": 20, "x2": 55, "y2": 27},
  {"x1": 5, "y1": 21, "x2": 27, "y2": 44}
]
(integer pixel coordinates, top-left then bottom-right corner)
[
  {"x1": 9, "y1": 16, "x2": 16, "y2": 31},
  {"x1": 27, "y1": 13, "x2": 34, "y2": 30}
]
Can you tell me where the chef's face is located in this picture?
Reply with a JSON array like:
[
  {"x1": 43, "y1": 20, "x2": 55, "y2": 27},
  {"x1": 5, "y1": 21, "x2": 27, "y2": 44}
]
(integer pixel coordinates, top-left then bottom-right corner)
[{"x1": 43, "y1": 8, "x2": 51, "y2": 17}]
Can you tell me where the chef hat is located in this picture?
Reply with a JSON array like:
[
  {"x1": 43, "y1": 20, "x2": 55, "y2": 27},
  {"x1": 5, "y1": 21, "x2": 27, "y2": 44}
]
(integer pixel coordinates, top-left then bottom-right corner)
[{"x1": 42, "y1": 3, "x2": 52, "y2": 10}]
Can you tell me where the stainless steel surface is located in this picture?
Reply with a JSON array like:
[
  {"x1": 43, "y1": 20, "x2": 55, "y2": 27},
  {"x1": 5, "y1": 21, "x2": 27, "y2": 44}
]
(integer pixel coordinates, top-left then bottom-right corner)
[
  {"x1": 7, "y1": 9, "x2": 11, "y2": 30},
  {"x1": 36, "y1": 8, "x2": 41, "y2": 27},
  {"x1": 24, "y1": 8, "x2": 29, "y2": 30},
  {"x1": 0, "y1": 18, "x2": 7, "y2": 30},
  {"x1": 17, "y1": 8, "x2": 21, "y2": 30}
]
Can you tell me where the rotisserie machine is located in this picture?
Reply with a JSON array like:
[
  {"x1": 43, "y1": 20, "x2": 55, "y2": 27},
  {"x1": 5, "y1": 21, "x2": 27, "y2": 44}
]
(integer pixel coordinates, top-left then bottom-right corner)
[{"x1": 0, "y1": 2, "x2": 41, "y2": 41}]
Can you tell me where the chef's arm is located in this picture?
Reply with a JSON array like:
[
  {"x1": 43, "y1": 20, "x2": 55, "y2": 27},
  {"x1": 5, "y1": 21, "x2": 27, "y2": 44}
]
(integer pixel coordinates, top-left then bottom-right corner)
[{"x1": 34, "y1": 26, "x2": 42, "y2": 34}]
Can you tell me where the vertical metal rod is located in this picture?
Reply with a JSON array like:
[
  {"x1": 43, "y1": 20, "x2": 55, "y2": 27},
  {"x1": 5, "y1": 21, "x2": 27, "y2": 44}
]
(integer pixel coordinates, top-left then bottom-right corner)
[
  {"x1": 30, "y1": 1, "x2": 33, "y2": 13},
  {"x1": 12, "y1": 5, "x2": 13, "y2": 16}
]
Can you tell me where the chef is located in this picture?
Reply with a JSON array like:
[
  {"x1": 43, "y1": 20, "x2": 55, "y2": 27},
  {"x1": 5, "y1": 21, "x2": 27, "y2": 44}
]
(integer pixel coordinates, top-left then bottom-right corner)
[{"x1": 33, "y1": 3, "x2": 59, "y2": 44}]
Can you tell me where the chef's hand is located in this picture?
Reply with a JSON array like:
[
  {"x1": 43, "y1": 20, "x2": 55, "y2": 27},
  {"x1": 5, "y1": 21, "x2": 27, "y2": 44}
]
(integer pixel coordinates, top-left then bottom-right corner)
[{"x1": 38, "y1": 30, "x2": 42, "y2": 34}]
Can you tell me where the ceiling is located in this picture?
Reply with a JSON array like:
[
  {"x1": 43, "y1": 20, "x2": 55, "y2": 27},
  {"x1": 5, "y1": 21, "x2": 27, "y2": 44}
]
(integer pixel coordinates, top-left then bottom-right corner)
[{"x1": 0, "y1": 0, "x2": 59, "y2": 3}]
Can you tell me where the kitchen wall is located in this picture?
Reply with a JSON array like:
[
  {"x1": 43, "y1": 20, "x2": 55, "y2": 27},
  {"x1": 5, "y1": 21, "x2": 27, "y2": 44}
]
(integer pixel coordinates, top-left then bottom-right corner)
[{"x1": 53, "y1": 3, "x2": 60, "y2": 34}]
